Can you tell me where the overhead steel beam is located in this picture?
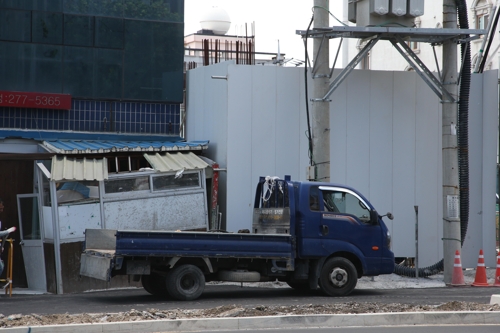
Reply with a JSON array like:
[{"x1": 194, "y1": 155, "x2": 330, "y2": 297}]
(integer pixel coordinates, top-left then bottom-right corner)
[
  {"x1": 298, "y1": 25, "x2": 485, "y2": 103},
  {"x1": 297, "y1": 26, "x2": 485, "y2": 44},
  {"x1": 321, "y1": 35, "x2": 381, "y2": 101},
  {"x1": 391, "y1": 35, "x2": 455, "y2": 102}
]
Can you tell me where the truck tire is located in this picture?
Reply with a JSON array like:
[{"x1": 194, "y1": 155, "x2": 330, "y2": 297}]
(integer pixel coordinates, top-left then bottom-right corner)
[
  {"x1": 141, "y1": 273, "x2": 168, "y2": 297},
  {"x1": 319, "y1": 257, "x2": 357, "y2": 296},
  {"x1": 166, "y1": 265, "x2": 205, "y2": 301},
  {"x1": 218, "y1": 270, "x2": 261, "y2": 282}
]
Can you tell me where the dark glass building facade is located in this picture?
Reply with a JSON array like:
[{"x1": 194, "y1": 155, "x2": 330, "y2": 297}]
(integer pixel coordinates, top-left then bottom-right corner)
[{"x1": 0, "y1": 0, "x2": 184, "y2": 135}]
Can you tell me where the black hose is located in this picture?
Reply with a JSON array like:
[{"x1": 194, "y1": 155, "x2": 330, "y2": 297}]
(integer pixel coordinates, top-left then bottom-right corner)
[
  {"x1": 305, "y1": 14, "x2": 315, "y2": 167},
  {"x1": 395, "y1": 0, "x2": 470, "y2": 277},
  {"x1": 393, "y1": 259, "x2": 443, "y2": 278},
  {"x1": 456, "y1": 0, "x2": 470, "y2": 249}
]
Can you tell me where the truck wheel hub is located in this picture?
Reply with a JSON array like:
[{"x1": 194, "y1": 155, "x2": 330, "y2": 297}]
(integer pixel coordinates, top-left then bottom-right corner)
[
  {"x1": 181, "y1": 275, "x2": 195, "y2": 289},
  {"x1": 330, "y1": 268, "x2": 348, "y2": 287}
]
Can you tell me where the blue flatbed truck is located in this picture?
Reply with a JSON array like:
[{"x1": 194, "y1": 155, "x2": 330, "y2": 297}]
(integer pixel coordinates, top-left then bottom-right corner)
[{"x1": 80, "y1": 176, "x2": 394, "y2": 301}]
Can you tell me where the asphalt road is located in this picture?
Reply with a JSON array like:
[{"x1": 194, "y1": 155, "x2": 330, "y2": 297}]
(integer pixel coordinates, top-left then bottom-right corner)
[{"x1": 0, "y1": 285, "x2": 498, "y2": 316}]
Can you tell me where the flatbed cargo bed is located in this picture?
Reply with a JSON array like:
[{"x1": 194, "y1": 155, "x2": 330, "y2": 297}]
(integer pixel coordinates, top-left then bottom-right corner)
[{"x1": 83, "y1": 229, "x2": 294, "y2": 259}]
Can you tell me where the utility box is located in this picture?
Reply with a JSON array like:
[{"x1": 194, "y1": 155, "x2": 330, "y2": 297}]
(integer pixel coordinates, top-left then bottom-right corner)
[
  {"x1": 391, "y1": 0, "x2": 407, "y2": 16},
  {"x1": 348, "y1": 0, "x2": 424, "y2": 27},
  {"x1": 407, "y1": 0, "x2": 424, "y2": 17}
]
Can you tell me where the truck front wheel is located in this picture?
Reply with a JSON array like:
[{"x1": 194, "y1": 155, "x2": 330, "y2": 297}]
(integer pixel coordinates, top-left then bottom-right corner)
[
  {"x1": 166, "y1": 264, "x2": 205, "y2": 301},
  {"x1": 319, "y1": 257, "x2": 357, "y2": 296}
]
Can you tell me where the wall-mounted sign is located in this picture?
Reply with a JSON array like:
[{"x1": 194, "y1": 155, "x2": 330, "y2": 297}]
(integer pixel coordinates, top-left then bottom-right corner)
[{"x1": 0, "y1": 90, "x2": 72, "y2": 110}]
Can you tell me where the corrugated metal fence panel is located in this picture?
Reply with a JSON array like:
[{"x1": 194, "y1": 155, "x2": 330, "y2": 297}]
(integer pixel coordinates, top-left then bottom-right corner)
[
  {"x1": 226, "y1": 65, "x2": 254, "y2": 232},
  {"x1": 51, "y1": 156, "x2": 108, "y2": 181},
  {"x1": 144, "y1": 152, "x2": 209, "y2": 172},
  {"x1": 186, "y1": 63, "x2": 497, "y2": 267},
  {"x1": 367, "y1": 71, "x2": 395, "y2": 241},
  {"x1": 414, "y1": 69, "x2": 442, "y2": 265},
  {"x1": 389, "y1": 71, "x2": 418, "y2": 258},
  {"x1": 461, "y1": 71, "x2": 498, "y2": 268}
]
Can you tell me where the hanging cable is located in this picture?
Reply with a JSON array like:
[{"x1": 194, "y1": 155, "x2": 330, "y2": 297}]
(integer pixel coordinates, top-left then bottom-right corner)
[
  {"x1": 304, "y1": 13, "x2": 315, "y2": 167},
  {"x1": 311, "y1": 5, "x2": 347, "y2": 26}
]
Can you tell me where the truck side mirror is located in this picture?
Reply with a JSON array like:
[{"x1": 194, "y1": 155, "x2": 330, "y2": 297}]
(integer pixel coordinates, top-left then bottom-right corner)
[
  {"x1": 370, "y1": 210, "x2": 379, "y2": 225},
  {"x1": 379, "y1": 212, "x2": 394, "y2": 220}
]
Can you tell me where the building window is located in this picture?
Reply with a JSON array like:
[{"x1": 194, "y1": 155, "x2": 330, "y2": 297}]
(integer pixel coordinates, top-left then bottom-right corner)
[
  {"x1": 473, "y1": 0, "x2": 492, "y2": 31},
  {"x1": 152, "y1": 172, "x2": 200, "y2": 191},
  {"x1": 104, "y1": 176, "x2": 150, "y2": 193},
  {"x1": 476, "y1": 13, "x2": 489, "y2": 29},
  {"x1": 0, "y1": 2, "x2": 184, "y2": 102}
]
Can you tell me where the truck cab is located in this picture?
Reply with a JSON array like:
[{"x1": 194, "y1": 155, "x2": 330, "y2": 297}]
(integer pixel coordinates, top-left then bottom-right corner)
[
  {"x1": 294, "y1": 181, "x2": 393, "y2": 276},
  {"x1": 252, "y1": 176, "x2": 394, "y2": 295}
]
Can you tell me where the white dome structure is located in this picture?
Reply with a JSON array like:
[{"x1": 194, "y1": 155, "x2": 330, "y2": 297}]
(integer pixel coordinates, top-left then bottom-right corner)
[{"x1": 199, "y1": 7, "x2": 231, "y2": 35}]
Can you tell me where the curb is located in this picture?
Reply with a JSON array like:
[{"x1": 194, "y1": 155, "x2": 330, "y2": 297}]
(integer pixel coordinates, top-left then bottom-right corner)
[{"x1": 1, "y1": 311, "x2": 500, "y2": 332}]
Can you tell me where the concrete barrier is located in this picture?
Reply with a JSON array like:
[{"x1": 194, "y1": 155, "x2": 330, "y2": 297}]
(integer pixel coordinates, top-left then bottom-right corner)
[{"x1": 2, "y1": 311, "x2": 500, "y2": 332}]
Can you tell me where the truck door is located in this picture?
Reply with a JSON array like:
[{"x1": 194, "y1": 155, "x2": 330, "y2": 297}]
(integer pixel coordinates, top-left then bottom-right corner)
[{"x1": 318, "y1": 187, "x2": 383, "y2": 268}]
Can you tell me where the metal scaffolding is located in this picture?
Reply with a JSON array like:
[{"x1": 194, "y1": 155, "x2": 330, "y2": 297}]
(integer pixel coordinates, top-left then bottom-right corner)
[{"x1": 296, "y1": 26, "x2": 485, "y2": 103}]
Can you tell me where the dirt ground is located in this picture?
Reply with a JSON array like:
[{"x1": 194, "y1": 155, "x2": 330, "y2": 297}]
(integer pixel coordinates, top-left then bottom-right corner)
[{"x1": 1, "y1": 301, "x2": 499, "y2": 328}]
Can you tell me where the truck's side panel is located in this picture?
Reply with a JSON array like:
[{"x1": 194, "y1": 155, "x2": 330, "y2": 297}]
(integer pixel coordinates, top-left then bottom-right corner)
[{"x1": 115, "y1": 230, "x2": 293, "y2": 259}]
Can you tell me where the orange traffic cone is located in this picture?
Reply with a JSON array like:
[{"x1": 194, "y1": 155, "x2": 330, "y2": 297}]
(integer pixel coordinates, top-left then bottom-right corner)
[
  {"x1": 451, "y1": 250, "x2": 466, "y2": 286},
  {"x1": 472, "y1": 249, "x2": 490, "y2": 287},
  {"x1": 494, "y1": 255, "x2": 500, "y2": 287}
]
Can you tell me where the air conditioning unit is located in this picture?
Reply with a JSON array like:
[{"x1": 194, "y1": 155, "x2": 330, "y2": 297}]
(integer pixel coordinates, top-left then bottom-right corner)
[{"x1": 348, "y1": 0, "x2": 424, "y2": 27}]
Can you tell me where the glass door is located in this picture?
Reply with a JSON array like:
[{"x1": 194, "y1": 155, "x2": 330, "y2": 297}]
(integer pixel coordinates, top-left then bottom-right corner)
[{"x1": 17, "y1": 194, "x2": 46, "y2": 292}]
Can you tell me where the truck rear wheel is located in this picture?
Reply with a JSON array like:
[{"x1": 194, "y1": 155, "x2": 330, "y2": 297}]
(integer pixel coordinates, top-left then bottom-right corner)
[
  {"x1": 319, "y1": 257, "x2": 357, "y2": 296},
  {"x1": 141, "y1": 273, "x2": 168, "y2": 297},
  {"x1": 166, "y1": 264, "x2": 205, "y2": 301}
]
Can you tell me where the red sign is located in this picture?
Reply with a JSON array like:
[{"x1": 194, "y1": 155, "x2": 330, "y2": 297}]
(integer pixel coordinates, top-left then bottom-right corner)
[{"x1": 0, "y1": 90, "x2": 72, "y2": 110}]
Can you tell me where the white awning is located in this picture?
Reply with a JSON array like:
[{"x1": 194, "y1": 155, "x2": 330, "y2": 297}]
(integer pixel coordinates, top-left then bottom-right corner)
[
  {"x1": 51, "y1": 156, "x2": 108, "y2": 181},
  {"x1": 144, "y1": 152, "x2": 209, "y2": 173}
]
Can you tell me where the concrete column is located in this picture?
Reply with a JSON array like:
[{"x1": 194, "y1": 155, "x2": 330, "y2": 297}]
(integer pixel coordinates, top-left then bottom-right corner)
[
  {"x1": 442, "y1": 0, "x2": 461, "y2": 284},
  {"x1": 312, "y1": 0, "x2": 330, "y2": 182}
]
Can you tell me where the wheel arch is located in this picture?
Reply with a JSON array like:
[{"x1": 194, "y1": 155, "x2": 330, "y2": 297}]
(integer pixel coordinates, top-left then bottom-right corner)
[
  {"x1": 172, "y1": 257, "x2": 213, "y2": 274},
  {"x1": 327, "y1": 251, "x2": 364, "y2": 278}
]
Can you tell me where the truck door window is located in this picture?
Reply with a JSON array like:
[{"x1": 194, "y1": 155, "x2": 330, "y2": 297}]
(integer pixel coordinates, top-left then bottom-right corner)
[{"x1": 322, "y1": 190, "x2": 371, "y2": 223}]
